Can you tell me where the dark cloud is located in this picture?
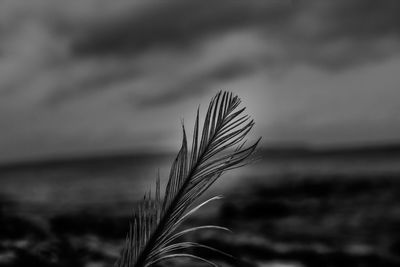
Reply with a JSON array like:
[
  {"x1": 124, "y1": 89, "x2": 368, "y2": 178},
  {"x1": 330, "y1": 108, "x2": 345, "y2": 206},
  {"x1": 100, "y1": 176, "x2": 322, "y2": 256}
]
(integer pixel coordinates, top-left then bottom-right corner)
[
  {"x1": 2, "y1": 0, "x2": 400, "y2": 161},
  {"x1": 70, "y1": 0, "x2": 294, "y2": 57},
  {"x1": 58, "y1": 0, "x2": 400, "y2": 106},
  {"x1": 321, "y1": 1, "x2": 400, "y2": 40},
  {"x1": 44, "y1": 64, "x2": 142, "y2": 106},
  {"x1": 138, "y1": 60, "x2": 256, "y2": 107},
  {"x1": 17, "y1": 0, "x2": 400, "y2": 108},
  {"x1": 70, "y1": 0, "x2": 400, "y2": 66}
]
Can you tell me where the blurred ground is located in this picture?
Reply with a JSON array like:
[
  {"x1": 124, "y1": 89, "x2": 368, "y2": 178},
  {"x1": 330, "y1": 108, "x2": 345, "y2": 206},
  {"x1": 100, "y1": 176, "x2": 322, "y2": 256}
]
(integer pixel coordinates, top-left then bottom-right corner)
[{"x1": 1, "y1": 149, "x2": 400, "y2": 267}]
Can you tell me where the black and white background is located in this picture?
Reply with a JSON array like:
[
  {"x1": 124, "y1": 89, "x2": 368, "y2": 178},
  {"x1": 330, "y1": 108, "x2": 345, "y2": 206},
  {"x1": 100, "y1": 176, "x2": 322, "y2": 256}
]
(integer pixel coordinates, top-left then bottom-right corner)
[{"x1": 1, "y1": 1, "x2": 400, "y2": 266}]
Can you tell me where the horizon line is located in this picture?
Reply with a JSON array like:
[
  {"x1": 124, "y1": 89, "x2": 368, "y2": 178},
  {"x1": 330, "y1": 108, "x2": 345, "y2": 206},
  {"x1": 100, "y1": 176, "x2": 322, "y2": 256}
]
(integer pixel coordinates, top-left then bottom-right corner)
[{"x1": 2, "y1": 141, "x2": 400, "y2": 169}]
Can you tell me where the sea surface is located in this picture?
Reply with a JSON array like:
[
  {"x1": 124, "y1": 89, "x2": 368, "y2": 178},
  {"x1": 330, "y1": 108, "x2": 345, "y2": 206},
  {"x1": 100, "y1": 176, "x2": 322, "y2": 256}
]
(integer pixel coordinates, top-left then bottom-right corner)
[{"x1": 1, "y1": 150, "x2": 400, "y2": 267}]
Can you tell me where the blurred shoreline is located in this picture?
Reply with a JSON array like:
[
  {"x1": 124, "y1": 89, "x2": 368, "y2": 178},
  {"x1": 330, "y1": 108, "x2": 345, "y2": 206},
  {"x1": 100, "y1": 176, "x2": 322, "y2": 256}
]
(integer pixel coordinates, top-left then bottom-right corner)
[
  {"x1": 2, "y1": 143, "x2": 400, "y2": 214},
  {"x1": 3, "y1": 142, "x2": 400, "y2": 168},
  {"x1": 1, "y1": 144, "x2": 400, "y2": 266}
]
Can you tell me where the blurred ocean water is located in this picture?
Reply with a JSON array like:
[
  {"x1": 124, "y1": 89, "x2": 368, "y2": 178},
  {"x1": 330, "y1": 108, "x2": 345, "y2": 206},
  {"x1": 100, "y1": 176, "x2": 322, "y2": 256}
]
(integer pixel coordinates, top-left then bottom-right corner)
[
  {"x1": 2, "y1": 151, "x2": 400, "y2": 213},
  {"x1": 1, "y1": 151, "x2": 400, "y2": 266}
]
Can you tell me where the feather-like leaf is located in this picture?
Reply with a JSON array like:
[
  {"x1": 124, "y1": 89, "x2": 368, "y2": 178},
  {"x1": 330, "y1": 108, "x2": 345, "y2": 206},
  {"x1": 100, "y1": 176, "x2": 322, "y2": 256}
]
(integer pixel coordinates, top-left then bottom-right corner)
[{"x1": 114, "y1": 91, "x2": 260, "y2": 267}]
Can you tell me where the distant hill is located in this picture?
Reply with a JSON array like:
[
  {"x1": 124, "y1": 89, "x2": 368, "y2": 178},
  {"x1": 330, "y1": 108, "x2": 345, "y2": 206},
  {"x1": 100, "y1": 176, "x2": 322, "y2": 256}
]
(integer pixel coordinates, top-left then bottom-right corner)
[
  {"x1": 2, "y1": 143, "x2": 400, "y2": 172},
  {"x1": 259, "y1": 143, "x2": 400, "y2": 159},
  {"x1": 0, "y1": 152, "x2": 171, "y2": 173}
]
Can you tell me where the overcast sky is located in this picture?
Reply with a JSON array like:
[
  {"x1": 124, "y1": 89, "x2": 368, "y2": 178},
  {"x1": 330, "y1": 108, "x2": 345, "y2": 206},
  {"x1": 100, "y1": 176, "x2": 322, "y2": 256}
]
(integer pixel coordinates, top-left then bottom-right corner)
[{"x1": 1, "y1": 0, "x2": 400, "y2": 163}]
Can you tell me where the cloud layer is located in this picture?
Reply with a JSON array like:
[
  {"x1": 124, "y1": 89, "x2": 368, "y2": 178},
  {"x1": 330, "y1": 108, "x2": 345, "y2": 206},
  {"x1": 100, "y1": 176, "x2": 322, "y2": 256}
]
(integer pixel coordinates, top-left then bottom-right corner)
[{"x1": 1, "y1": 0, "x2": 400, "y2": 162}]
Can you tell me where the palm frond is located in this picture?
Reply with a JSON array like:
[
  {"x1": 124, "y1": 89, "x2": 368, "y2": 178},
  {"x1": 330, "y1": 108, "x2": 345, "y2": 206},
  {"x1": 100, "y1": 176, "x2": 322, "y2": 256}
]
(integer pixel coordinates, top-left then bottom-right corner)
[{"x1": 114, "y1": 91, "x2": 260, "y2": 267}]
